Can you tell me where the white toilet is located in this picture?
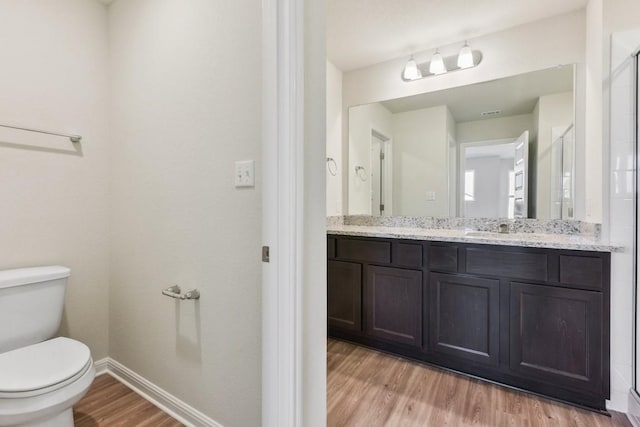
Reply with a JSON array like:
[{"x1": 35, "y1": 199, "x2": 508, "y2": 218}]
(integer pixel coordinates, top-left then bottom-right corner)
[{"x1": 0, "y1": 266, "x2": 95, "y2": 427}]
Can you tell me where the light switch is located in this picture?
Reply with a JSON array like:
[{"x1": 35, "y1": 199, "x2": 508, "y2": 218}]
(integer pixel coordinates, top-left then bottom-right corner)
[
  {"x1": 426, "y1": 191, "x2": 436, "y2": 201},
  {"x1": 235, "y1": 160, "x2": 255, "y2": 188}
]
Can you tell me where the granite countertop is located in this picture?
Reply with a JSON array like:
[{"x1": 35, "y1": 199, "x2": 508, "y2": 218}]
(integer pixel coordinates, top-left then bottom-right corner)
[{"x1": 327, "y1": 224, "x2": 623, "y2": 252}]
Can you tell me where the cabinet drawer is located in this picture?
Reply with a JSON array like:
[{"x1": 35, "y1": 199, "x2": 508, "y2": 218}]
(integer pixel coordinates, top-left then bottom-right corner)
[
  {"x1": 393, "y1": 242, "x2": 423, "y2": 268},
  {"x1": 466, "y1": 248, "x2": 547, "y2": 281},
  {"x1": 337, "y1": 239, "x2": 391, "y2": 264},
  {"x1": 428, "y1": 245, "x2": 458, "y2": 272},
  {"x1": 559, "y1": 255, "x2": 603, "y2": 290}
]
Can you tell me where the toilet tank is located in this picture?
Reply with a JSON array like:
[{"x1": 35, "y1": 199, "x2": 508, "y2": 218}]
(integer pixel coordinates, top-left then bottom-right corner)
[{"x1": 0, "y1": 266, "x2": 71, "y2": 354}]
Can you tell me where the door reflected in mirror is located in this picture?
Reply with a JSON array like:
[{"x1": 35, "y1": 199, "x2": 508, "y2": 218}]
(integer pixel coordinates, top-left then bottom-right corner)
[{"x1": 370, "y1": 130, "x2": 392, "y2": 216}]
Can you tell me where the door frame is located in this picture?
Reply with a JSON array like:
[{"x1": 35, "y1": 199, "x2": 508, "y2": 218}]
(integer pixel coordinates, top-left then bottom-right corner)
[
  {"x1": 262, "y1": 0, "x2": 303, "y2": 425},
  {"x1": 262, "y1": 0, "x2": 326, "y2": 426},
  {"x1": 370, "y1": 129, "x2": 392, "y2": 216},
  {"x1": 634, "y1": 47, "x2": 640, "y2": 394}
]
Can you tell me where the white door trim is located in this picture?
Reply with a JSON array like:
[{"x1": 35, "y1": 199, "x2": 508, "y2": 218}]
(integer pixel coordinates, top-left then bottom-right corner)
[{"x1": 262, "y1": 0, "x2": 305, "y2": 425}]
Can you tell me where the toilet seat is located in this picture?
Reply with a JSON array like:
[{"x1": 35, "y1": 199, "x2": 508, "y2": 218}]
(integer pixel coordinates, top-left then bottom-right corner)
[{"x1": 0, "y1": 337, "x2": 92, "y2": 398}]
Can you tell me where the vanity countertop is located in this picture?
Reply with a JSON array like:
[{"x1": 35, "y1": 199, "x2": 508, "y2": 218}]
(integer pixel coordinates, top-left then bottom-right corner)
[{"x1": 327, "y1": 224, "x2": 623, "y2": 252}]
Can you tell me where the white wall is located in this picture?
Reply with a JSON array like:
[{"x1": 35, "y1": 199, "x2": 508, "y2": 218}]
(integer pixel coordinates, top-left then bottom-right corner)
[
  {"x1": 327, "y1": 61, "x2": 343, "y2": 215},
  {"x1": 585, "y1": 0, "x2": 604, "y2": 223},
  {"x1": 498, "y1": 158, "x2": 513, "y2": 216},
  {"x1": 609, "y1": 55, "x2": 636, "y2": 413},
  {"x1": 606, "y1": 29, "x2": 638, "y2": 413},
  {"x1": 342, "y1": 10, "x2": 588, "y2": 218},
  {"x1": 348, "y1": 103, "x2": 392, "y2": 214},
  {"x1": 534, "y1": 92, "x2": 574, "y2": 219},
  {"x1": 530, "y1": 102, "x2": 541, "y2": 216},
  {"x1": 0, "y1": 0, "x2": 110, "y2": 359},
  {"x1": 456, "y1": 114, "x2": 533, "y2": 144},
  {"x1": 602, "y1": 0, "x2": 640, "y2": 412},
  {"x1": 108, "y1": 1, "x2": 262, "y2": 425},
  {"x1": 464, "y1": 156, "x2": 511, "y2": 218},
  {"x1": 602, "y1": 0, "x2": 640, "y2": 411},
  {"x1": 447, "y1": 108, "x2": 458, "y2": 215},
  {"x1": 304, "y1": 0, "x2": 328, "y2": 423},
  {"x1": 392, "y1": 105, "x2": 450, "y2": 216}
]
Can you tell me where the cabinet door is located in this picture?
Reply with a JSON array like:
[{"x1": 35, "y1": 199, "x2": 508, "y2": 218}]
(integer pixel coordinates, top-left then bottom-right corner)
[
  {"x1": 429, "y1": 273, "x2": 500, "y2": 367},
  {"x1": 510, "y1": 282, "x2": 603, "y2": 393},
  {"x1": 328, "y1": 260, "x2": 362, "y2": 332},
  {"x1": 366, "y1": 266, "x2": 422, "y2": 347}
]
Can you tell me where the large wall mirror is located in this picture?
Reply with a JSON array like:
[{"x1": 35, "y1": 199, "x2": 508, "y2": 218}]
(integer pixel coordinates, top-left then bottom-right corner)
[{"x1": 347, "y1": 64, "x2": 576, "y2": 220}]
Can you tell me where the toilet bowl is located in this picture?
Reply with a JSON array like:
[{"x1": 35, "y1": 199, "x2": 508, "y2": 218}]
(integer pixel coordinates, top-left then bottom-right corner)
[{"x1": 0, "y1": 267, "x2": 95, "y2": 427}]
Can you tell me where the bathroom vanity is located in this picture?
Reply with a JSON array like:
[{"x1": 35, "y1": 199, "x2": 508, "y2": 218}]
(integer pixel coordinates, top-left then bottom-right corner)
[{"x1": 327, "y1": 225, "x2": 616, "y2": 412}]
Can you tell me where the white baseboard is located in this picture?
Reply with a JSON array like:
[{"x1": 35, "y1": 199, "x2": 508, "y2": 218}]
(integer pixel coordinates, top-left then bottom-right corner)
[
  {"x1": 629, "y1": 390, "x2": 640, "y2": 427},
  {"x1": 96, "y1": 358, "x2": 221, "y2": 427},
  {"x1": 93, "y1": 357, "x2": 109, "y2": 376}
]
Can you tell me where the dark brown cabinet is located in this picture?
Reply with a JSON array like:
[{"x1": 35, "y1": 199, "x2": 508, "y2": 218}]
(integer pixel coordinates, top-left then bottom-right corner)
[
  {"x1": 509, "y1": 282, "x2": 603, "y2": 393},
  {"x1": 465, "y1": 247, "x2": 548, "y2": 281},
  {"x1": 429, "y1": 273, "x2": 500, "y2": 367},
  {"x1": 327, "y1": 234, "x2": 611, "y2": 411},
  {"x1": 366, "y1": 266, "x2": 422, "y2": 347},
  {"x1": 327, "y1": 260, "x2": 362, "y2": 332}
]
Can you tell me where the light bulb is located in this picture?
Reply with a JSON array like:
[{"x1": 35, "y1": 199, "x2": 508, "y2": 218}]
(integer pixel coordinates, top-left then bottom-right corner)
[
  {"x1": 403, "y1": 56, "x2": 422, "y2": 80},
  {"x1": 457, "y1": 42, "x2": 474, "y2": 69},
  {"x1": 429, "y1": 50, "x2": 447, "y2": 75}
]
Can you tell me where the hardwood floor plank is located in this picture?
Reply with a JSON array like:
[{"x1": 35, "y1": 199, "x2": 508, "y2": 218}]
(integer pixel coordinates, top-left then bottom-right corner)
[
  {"x1": 73, "y1": 374, "x2": 183, "y2": 427},
  {"x1": 327, "y1": 339, "x2": 631, "y2": 427}
]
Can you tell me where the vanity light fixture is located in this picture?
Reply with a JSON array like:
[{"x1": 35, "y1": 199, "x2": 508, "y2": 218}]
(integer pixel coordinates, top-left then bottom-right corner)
[
  {"x1": 401, "y1": 43, "x2": 482, "y2": 82},
  {"x1": 402, "y1": 55, "x2": 422, "y2": 81},
  {"x1": 457, "y1": 41, "x2": 474, "y2": 69},
  {"x1": 429, "y1": 49, "x2": 447, "y2": 75}
]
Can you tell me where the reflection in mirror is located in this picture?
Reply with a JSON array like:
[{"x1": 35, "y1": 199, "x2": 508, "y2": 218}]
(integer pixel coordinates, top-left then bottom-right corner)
[
  {"x1": 370, "y1": 130, "x2": 391, "y2": 216},
  {"x1": 461, "y1": 139, "x2": 516, "y2": 218},
  {"x1": 550, "y1": 124, "x2": 575, "y2": 219},
  {"x1": 347, "y1": 65, "x2": 576, "y2": 220}
]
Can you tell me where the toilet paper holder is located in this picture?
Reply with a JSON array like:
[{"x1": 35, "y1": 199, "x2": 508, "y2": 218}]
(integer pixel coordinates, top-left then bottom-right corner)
[{"x1": 162, "y1": 285, "x2": 200, "y2": 300}]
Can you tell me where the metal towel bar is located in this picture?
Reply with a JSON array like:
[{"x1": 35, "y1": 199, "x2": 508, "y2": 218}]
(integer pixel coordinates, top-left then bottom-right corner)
[
  {"x1": 162, "y1": 285, "x2": 200, "y2": 300},
  {"x1": 0, "y1": 123, "x2": 82, "y2": 143}
]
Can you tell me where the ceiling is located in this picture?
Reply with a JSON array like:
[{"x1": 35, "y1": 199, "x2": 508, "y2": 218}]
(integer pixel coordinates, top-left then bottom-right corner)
[
  {"x1": 380, "y1": 65, "x2": 574, "y2": 123},
  {"x1": 327, "y1": 0, "x2": 588, "y2": 71}
]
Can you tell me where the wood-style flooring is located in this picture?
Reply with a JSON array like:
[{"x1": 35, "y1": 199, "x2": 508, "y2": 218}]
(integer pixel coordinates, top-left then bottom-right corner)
[
  {"x1": 327, "y1": 339, "x2": 632, "y2": 427},
  {"x1": 73, "y1": 374, "x2": 183, "y2": 427}
]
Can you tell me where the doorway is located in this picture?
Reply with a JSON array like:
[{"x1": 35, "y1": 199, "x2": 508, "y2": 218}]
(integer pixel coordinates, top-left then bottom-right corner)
[
  {"x1": 458, "y1": 132, "x2": 529, "y2": 219},
  {"x1": 370, "y1": 130, "x2": 392, "y2": 216}
]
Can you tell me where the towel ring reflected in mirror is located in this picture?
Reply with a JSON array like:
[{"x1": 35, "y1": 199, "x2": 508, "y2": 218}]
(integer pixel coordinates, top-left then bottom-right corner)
[
  {"x1": 326, "y1": 157, "x2": 338, "y2": 176},
  {"x1": 355, "y1": 165, "x2": 368, "y2": 182}
]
